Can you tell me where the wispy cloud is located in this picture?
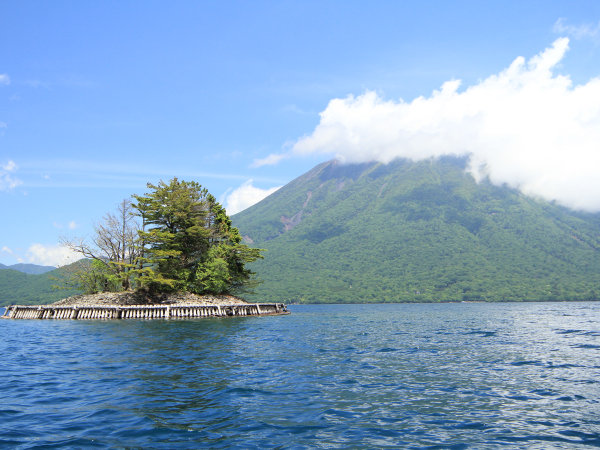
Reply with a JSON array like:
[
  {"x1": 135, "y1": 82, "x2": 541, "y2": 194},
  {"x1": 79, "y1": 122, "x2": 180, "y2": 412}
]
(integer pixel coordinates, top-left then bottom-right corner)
[
  {"x1": 3, "y1": 160, "x2": 16, "y2": 171},
  {"x1": 1, "y1": 246, "x2": 13, "y2": 255},
  {"x1": 0, "y1": 74, "x2": 10, "y2": 85},
  {"x1": 20, "y1": 75, "x2": 94, "y2": 90},
  {"x1": 0, "y1": 160, "x2": 23, "y2": 191},
  {"x1": 554, "y1": 18, "x2": 600, "y2": 41},
  {"x1": 291, "y1": 38, "x2": 600, "y2": 212},
  {"x1": 224, "y1": 180, "x2": 281, "y2": 215},
  {"x1": 251, "y1": 153, "x2": 289, "y2": 168},
  {"x1": 22, "y1": 79, "x2": 50, "y2": 89},
  {"x1": 15, "y1": 158, "x2": 284, "y2": 189},
  {"x1": 282, "y1": 104, "x2": 315, "y2": 116},
  {"x1": 52, "y1": 220, "x2": 78, "y2": 230}
]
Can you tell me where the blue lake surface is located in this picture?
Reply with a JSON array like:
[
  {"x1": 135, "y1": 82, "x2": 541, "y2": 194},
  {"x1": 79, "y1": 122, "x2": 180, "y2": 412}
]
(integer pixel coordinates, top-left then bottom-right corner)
[{"x1": 1, "y1": 302, "x2": 600, "y2": 448}]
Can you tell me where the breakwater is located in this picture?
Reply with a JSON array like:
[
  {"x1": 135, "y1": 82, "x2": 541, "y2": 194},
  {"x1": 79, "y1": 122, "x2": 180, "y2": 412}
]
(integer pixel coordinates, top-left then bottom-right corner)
[{"x1": 1, "y1": 303, "x2": 287, "y2": 320}]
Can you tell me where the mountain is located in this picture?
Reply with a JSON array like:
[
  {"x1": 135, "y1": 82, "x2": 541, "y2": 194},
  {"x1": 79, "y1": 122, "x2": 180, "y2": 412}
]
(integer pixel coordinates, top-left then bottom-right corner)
[
  {"x1": 232, "y1": 157, "x2": 600, "y2": 303},
  {"x1": 0, "y1": 263, "x2": 81, "y2": 306},
  {"x1": 0, "y1": 263, "x2": 57, "y2": 275}
]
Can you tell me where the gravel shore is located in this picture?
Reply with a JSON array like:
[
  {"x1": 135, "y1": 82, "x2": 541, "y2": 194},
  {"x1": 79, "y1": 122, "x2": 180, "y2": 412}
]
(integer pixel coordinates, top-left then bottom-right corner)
[{"x1": 51, "y1": 291, "x2": 249, "y2": 307}]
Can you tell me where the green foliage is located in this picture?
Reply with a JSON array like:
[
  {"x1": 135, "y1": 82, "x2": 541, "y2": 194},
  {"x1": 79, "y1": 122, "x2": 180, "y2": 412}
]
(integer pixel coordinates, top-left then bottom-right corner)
[
  {"x1": 195, "y1": 252, "x2": 230, "y2": 294},
  {"x1": 233, "y1": 157, "x2": 600, "y2": 303},
  {"x1": 132, "y1": 178, "x2": 262, "y2": 294},
  {"x1": 63, "y1": 259, "x2": 122, "y2": 294}
]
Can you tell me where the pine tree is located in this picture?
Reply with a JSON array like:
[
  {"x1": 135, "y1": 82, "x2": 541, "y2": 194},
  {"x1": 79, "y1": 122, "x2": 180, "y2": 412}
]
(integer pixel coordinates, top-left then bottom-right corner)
[{"x1": 132, "y1": 178, "x2": 262, "y2": 294}]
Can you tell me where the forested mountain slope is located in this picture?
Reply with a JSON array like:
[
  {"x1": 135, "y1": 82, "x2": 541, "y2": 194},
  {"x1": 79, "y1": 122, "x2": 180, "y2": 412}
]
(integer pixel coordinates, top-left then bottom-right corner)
[
  {"x1": 0, "y1": 264, "x2": 80, "y2": 306},
  {"x1": 233, "y1": 157, "x2": 600, "y2": 303}
]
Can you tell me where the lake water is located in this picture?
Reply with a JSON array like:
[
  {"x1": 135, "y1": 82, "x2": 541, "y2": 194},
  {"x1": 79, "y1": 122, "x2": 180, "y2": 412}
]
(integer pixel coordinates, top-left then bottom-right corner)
[{"x1": 1, "y1": 302, "x2": 599, "y2": 448}]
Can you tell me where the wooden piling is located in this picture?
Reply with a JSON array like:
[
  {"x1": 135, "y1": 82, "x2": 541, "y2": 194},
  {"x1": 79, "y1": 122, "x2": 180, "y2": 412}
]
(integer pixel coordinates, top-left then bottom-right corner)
[{"x1": 2, "y1": 303, "x2": 288, "y2": 320}]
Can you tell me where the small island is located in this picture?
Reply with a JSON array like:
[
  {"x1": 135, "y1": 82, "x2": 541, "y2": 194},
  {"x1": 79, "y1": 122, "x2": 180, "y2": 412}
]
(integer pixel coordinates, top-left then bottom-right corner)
[
  {"x1": 2, "y1": 291, "x2": 287, "y2": 320},
  {"x1": 3, "y1": 178, "x2": 288, "y2": 320}
]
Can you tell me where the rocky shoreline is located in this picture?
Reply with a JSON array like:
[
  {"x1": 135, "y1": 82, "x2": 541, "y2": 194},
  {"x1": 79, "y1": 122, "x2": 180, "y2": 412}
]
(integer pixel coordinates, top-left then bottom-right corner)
[{"x1": 51, "y1": 291, "x2": 249, "y2": 307}]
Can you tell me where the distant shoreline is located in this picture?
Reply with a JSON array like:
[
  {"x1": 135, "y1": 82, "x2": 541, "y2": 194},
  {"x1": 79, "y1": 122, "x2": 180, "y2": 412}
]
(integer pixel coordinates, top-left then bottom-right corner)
[{"x1": 284, "y1": 299, "x2": 600, "y2": 305}]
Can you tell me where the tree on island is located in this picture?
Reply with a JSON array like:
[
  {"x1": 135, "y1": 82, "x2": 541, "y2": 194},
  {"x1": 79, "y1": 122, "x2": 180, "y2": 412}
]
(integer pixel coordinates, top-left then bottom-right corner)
[
  {"x1": 132, "y1": 178, "x2": 262, "y2": 294},
  {"x1": 61, "y1": 199, "x2": 142, "y2": 292},
  {"x1": 63, "y1": 178, "x2": 262, "y2": 296}
]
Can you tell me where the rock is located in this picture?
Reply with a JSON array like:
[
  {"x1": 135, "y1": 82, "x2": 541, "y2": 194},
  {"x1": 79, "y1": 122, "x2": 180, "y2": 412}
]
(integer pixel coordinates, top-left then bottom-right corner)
[{"x1": 51, "y1": 291, "x2": 248, "y2": 307}]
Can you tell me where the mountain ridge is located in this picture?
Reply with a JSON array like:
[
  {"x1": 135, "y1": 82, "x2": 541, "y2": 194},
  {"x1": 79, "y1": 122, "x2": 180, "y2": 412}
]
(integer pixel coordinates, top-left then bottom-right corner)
[
  {"x1": 232, "y1": 157, "x2": 600, "y2": 303},
  {"x1": 0, "y1": 263, "x2": 57, "y2": 275}
]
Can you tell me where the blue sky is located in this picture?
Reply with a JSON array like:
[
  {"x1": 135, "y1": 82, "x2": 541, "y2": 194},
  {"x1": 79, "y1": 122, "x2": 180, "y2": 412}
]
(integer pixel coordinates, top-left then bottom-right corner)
[{"x1": 2, "y1": 1, "x2": 600, "y2": 266}]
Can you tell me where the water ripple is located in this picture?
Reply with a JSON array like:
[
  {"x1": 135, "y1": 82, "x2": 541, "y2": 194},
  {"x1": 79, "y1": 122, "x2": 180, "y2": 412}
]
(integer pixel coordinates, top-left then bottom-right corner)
[{"x1": 1, "y1": 302, "x2": 600, "y2": 448}]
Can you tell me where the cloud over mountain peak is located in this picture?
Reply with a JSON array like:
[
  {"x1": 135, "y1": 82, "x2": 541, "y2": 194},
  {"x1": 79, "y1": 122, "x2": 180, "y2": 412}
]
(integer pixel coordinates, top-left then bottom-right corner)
[{"x1": 291, "y1": 38, "x2": 600, "y2": 212}]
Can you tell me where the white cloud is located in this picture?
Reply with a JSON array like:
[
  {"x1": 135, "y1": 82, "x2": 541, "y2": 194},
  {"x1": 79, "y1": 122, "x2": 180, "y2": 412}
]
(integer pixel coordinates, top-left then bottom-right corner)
[
  {"x1": 224, "y1": 180, "x2": 281, "y2": 215},
  {"x1": 1, "y1": 246, "x2": 13, "y2": 254},
  {"x1": 26, "y1": 243, "x2": 80, "y2": 267},
  {"x1": 291, "y1": 38, "x2": 600, "y2": 212},
  {"x1": 68, "y1": 221, "x2": 78, "y2": 230},
  {"x1": 251, "y1": 152, "x2": 289, "y2": 168},
  {"x1": 0, "y1": 159, "x2": 22, "y2": 191},
  {"x1": 554, "y1": 18, "x2": 600, "y2": 40},
  {"x1": 0, "y1": 74, "x2": 9, "y2": 85}
]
